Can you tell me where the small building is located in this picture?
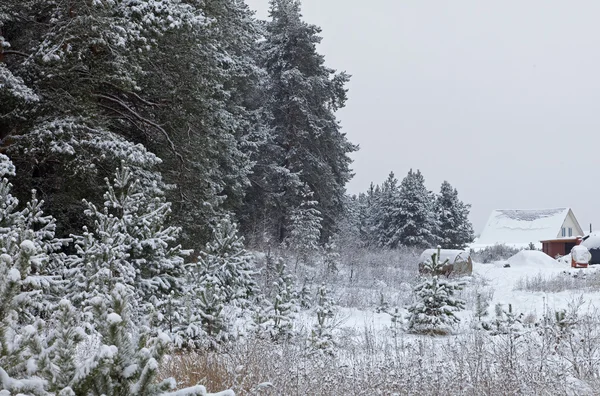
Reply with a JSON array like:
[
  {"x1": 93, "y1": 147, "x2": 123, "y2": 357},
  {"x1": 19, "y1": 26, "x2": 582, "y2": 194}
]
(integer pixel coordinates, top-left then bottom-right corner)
[
  {"x1": 472, "y1": 208, "x2": 584, "y2": 251},
  {"x1": 418, "y1": 249, "x2": 473, "y2": 276},
  {"x1": 540, "y1": 237, "x2": 580, "y2": 258}
]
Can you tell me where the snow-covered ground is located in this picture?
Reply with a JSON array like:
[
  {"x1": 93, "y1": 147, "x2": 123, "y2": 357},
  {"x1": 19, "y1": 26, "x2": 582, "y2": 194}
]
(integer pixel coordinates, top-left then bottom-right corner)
[{"x1": 324, "y1": 250, "x2": 600, "y2": 336}]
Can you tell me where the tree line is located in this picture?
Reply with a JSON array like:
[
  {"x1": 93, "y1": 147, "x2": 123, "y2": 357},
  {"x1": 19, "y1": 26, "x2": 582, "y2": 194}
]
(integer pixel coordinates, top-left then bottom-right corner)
[
  {"x1": 0, "y1": 0, "x2": 355, "y2": 250},
  {"x1": 341, "y1": 170, "x2": 474, "y2": 250}
]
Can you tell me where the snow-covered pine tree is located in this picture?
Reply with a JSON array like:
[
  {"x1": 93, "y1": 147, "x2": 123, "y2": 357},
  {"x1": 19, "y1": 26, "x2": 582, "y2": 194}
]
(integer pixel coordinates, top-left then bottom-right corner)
[
  {"x1": 284, "y1": 187, "x2": 323, "y2": 266},
  {"x1": 178, "y1": 259, "x2": 230, "y2": 349},
  {"x1": 66, "y1": 199, "x2": 134, "y2": 320},
  {"x1": 69, "y1": 283, "x2": 232, "y2": 396},
  {"x1": 35, "y1": 299, "x2": 84, "y2": 395},
  {"x1": 371, "y1": 172, "x2": 402, "y2": 248},
  {"x1": 310, "y1": 284, "x2": 336, "y2": 355},
  {"x1": 406, "y1": 247, "x2": 466, "y2": 335},
  {"x1": 435, "y1": 181, "x2": 474, "y2": 249},
  {"x1": 103, "y1": 166, "x2": 189, "y2": 330},
  {"x1": 395, "y1": 169, "x2": 438, "y2": 248},
  {"x1": 0, "y1": 239, "x2": 49, "y2": 395},
  {"x1": 3, "y1": 0, "x2": 181, "y2": 240},
  {"x1": 67, "y1": 165, "x2": 188, "y2": 332},
  {"x1": 0, "y1": 153, "x2": 53, "y2": 392},
  {"x1": 258, "y1": 0, "x2": 357, "y2": 243},
  {"x1": 202, "y1": 216, "x2": 259, "y2": 307},
  {"x1": 177, "y1": 216, "x2": 258, "y2": 348},
  {"x1": 256, "y1": 257, "x2": 298, "y2": 341}
]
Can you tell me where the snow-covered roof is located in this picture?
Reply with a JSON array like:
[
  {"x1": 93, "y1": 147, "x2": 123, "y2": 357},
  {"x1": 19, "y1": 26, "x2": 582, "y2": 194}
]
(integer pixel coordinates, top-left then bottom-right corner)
[
  {"x1": 475, "y1": 208, "x2": 571, "y2": 248},
  {"x1": 419, "y1": 249, "x2": 470, "y2": 264}
]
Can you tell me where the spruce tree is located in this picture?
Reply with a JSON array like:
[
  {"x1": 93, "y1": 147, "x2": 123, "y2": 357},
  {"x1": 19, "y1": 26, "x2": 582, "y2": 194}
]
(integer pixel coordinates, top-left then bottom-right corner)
[
  {"x1": 372, "y1": 172, "x2": 402, "y2": 248},
  {"x1": 395, "y1": 169, "x2": 437, "y2": 248},
  {"x1": 435, "y1": 181, "x2": 474, "y2": 249}
]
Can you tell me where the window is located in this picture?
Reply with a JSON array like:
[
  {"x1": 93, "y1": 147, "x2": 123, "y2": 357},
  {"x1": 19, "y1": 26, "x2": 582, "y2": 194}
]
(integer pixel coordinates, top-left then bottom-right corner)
[
  {"x1": 562, "y1": 228, "x2": 566, "y2": 237},
  {"x1": 569, "y1": 227, "x2": 573, "y2": 237}
]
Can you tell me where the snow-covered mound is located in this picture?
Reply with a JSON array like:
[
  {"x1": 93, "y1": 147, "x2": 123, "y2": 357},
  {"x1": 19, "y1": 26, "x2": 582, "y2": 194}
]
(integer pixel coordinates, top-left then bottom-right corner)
[
  {"x1": 582, "y1": 233, "x2": 600, "y2": 249},
  {"x1": 507, "y1": 250, "x2": 563, "y2": 268}
]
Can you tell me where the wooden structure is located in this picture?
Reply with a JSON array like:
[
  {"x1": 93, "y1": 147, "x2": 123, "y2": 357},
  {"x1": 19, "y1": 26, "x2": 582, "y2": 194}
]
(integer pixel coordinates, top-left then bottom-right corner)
[
  {"x1": 541, "y1": 237, "x2": 581, "y2": 258},
  {"x1": 418, "y1": 249, "x2": 473, "y2": 277}
]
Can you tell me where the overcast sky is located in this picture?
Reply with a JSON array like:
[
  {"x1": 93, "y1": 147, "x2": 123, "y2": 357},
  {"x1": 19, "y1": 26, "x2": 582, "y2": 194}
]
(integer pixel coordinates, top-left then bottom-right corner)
[{"x1": 245, "y1": 0, "x2": 600, "y2": 233}]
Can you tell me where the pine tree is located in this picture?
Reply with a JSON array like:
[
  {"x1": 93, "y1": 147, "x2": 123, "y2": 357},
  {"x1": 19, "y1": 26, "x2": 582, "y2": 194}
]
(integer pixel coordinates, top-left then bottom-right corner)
[
  {"x1": 310, "y1": 284, "x2": 336, "y2": 355},
  {"x1": 395, "y1": 169, "x2": 437, "y2": 248},
  {"x1": 0, "y1": 153, "x2": 57, "y2": 394},
  {"x1": 284, "y1": 187, "x2": 323, "y2": 266},
  {"x1": 66, "y1": 165, "x2": 188, "y2": 331},
  {"x1": 178, "y1": 254, "x2": 230, "y2": 349},
  {"x1": 256, "y1": 258, "x2": 298, "y2": 341},
  {"x1": 177, "y1": 216, "x2": 258, "y2": 348},
  {"x1": 253, "y1": 0, "x2": 357, "y2": 243},
  {"x1": 70, "y1": 283, "x2": 228, "y2": 396},
  {"x1": 2, "y1": 0, "x2": 183, "y2": 239},
  {"x1": 406, "y1": 247, "x2": 466, "y2": 335},
  {"x1": 37, "y1": 299, "x2": 85, "y2": 395},
  {"x1": 0, "y1": 240, "x2": 49, "y2": 395},
  {"x1": 371, "y1": 172, "x2": 402, "y2": 248},
  {"x1": 435, "y1": 181, "x2": 474, "y2": 249},
  {"x1": 104, "y1": 166, "x2": 190, "y2": 329}
]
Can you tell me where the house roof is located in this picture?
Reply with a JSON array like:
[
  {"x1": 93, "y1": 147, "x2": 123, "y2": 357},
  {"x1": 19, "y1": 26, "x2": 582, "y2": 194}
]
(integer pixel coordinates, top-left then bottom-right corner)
[{"x1": 474, "y1": 208, "x2": 573, "y2": 248}]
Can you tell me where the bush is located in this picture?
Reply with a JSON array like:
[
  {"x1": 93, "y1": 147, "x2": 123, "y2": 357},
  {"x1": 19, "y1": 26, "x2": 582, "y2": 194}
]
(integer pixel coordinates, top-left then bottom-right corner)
[{"x1": 472, "y1": 244, "x2": 521, "y2": 263}]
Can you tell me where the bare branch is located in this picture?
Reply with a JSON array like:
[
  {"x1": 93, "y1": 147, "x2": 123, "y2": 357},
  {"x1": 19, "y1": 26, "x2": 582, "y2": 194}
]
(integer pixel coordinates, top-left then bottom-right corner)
[{"x1": 95, "y1": 94, "x2": 184, "y2": 163}]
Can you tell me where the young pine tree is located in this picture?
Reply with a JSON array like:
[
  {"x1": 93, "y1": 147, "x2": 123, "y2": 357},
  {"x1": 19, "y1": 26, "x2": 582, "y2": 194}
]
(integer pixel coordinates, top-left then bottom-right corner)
[
  {"x1": 310, "y1": 284, "x2": 336, "y2": 355},
  {"x1": 256, "y1": 257, "x2": 298, "y2": 341},
  {"x1": 284, "y1": 187, "x2": 323, "y2": 266},
  {"x1": 406, "y1": 247, "x2": 466, "y2": 335},
  {"x1": 71, "y1": 283, "x2": 229, "y2": 396},
  {"x1": 0, "y1": 153, "x2": 62, "y2": 394},
  {"x1": 178, "y1": 216, "x2": 258, "y2": 348},
  {"x1": 66, "y1": 166, "x2": 188, "y2": 331}
]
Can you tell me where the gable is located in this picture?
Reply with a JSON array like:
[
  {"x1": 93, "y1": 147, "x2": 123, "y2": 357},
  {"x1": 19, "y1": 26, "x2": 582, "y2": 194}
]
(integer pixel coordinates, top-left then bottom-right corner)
[{"x1": 558, "y1": 209, "x2": 584, "y2": 238}]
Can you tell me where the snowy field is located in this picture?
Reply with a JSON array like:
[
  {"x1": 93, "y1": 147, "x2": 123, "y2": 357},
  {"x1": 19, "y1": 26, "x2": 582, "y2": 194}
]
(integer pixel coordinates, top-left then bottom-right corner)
[
  {"x1": 164, "y1": 249, "x2": 600, "y2": 395},
  {"x1": 295, "y1": 250, "x2": 600, "y2": 337}
]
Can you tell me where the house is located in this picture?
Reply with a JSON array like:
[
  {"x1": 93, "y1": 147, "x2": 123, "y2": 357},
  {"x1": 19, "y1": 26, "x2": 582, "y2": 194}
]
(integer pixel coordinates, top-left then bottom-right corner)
[{"x1": 472, "y1": 208, "x2": 584, "y2": 252}]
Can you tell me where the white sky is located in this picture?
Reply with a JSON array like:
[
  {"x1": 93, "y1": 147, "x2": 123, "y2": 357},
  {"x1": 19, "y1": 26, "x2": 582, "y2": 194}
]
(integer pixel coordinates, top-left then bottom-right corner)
[{"x1": 245, "y1": 0, "x2": 600, "y2": 233}]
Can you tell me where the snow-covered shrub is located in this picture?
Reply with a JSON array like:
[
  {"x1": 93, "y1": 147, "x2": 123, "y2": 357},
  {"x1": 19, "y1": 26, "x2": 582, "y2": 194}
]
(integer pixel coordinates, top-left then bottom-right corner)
[
  {"x1": 515, "y1": 271, "x2": 600, "y2": 293},
  {"x1": 471, "y1": 244, "x2": 520, "y2": 263}
]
